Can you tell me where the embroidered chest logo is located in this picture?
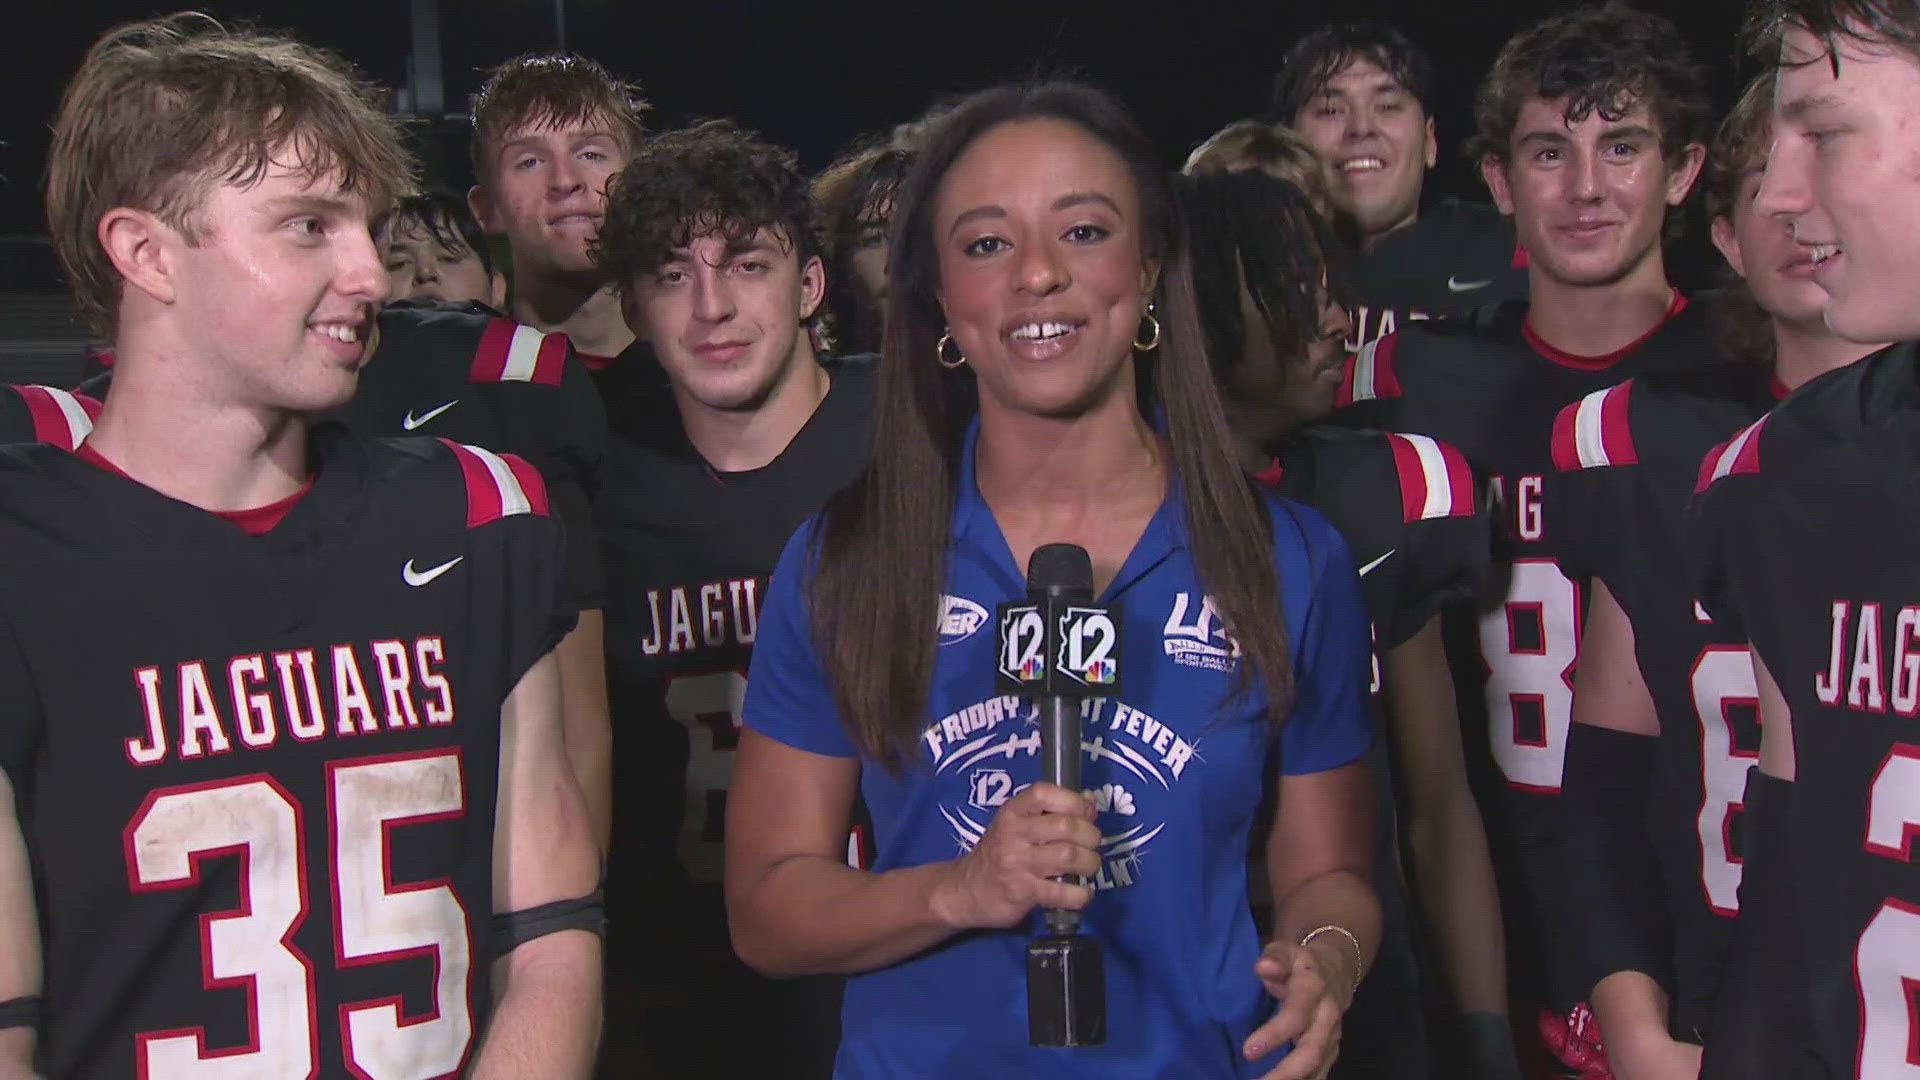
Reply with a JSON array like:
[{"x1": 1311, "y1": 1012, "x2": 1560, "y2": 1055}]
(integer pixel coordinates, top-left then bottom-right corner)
[
  {"x1": 1162, "y1": 592, "x2": 1241, "y2": 672},
  {"x1": 402, "y1": 400, "x2": 458, "y2": 430},
  {"x1": 938, "y1": 595, "x2": 990, "y2": 646}
]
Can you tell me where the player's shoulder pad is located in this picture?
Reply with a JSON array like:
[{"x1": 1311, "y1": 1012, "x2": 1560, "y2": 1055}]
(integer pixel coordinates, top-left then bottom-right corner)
[
  {"x1": 437, "y1": 438, "x2": 552, "y2": 527},
  {"x1": 1383, "y1": 431, "x2": 1477, "y2": 521},
  {"x1": 470, "y1": 317, "x2": 570, "y2": 386},
  {"x1": 7, "y1": 384, "x2": 101, "y2": 450},
  {"x1": 1551, "y1": 379, "x2": 1637, "y2": 473},
  {"x1": 1693, "y1": 415, "x2": 1768, "y2": 494},
  {"x1": 1336, "y1": 331, "x2": 1402, "y2": 406}
]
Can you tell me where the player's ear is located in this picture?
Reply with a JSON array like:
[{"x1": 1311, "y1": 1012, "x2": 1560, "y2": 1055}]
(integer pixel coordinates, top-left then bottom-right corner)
[
  {"x1": 487, "y1": 270, "x2": 509, "y2": 311},
  {"x1": 1480, "y1": 156, "x2": 1516, "y2": 215},
  {"x1": 98, "y1": 207, "x2": 179, "y2": 307},
  {"x1": 1422, "y1": 116, "x2": 1438, "y2": 170},
  {"x1": 468, "y1": 184, "x2": 501, "y2": 235},
  {"x1": 1708, "y1": 214, "x2": 1747, "y2": 279},
  {"x1": 797, "y1": 254, "x2": 826, "y2": 322},
  {"x1": 1665, "y1": 142, "x2": 1709, "y2": 206}
]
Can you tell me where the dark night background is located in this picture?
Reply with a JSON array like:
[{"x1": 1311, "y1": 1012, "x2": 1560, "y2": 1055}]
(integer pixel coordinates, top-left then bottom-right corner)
[{"x1": 1, "y1": 0, "x2": 1750, "y2": 295}]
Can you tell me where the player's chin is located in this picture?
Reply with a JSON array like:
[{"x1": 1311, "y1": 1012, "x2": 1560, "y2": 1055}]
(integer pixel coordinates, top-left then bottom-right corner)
[
  {"x1": 682, "y1": 368, "x2": 779, "y2": 414},
  {"x1": 1825, "y1": 294, "x2": 1920, "y2": 346}
]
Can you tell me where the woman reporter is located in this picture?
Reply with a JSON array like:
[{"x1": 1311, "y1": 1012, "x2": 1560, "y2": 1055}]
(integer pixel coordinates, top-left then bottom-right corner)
[{"x1": 725, "y1": 82, "x2": 1379, "y2": 1079}]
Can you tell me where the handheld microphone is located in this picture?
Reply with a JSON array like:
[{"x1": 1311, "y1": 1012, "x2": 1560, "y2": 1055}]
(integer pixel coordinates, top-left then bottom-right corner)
[{"x1": 995, "y1": 542, "x2": 1122, "y2": 1047}]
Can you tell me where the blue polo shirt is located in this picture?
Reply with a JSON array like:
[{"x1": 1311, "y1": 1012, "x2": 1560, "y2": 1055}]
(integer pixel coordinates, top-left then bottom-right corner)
[{"x1": 744, "y1": 422, "x2": 1373, "y2": 1078}]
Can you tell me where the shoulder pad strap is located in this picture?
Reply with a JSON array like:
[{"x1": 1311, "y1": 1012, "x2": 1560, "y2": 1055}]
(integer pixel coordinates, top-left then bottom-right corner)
[
  {"x1": 471, "y1": 319, "x2": 569, "y2": 386},
  {"x1": 441, "y1": 439, "x2": 551, "y2": 527}
]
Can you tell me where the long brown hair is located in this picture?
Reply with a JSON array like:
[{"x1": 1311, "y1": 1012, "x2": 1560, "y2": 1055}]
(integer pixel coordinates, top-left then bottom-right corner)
[{"x1": 808, "y1": 82, "x2": 1295, "y2": 771}]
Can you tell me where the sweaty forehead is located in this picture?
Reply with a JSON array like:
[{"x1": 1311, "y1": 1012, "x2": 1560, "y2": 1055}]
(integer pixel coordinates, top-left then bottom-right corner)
[{"x1": 1514, "y1": 93, "x2": 1657, "y2": 137}]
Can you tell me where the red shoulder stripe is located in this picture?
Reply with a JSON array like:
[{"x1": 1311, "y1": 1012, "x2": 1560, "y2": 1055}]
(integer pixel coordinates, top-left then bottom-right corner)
[
  {"x1": 1694, "y1": 416, "x2": 1768, "y2": 494},
  {"x1": 442, "y1": 439, "x2": 551, "y2": 527},
  {"x1": 1386, "y1": 433, "x2": 1475, "y2": 521},
  {"x1": 1338, "y1": 333, "x2": 1403, "y2": 408},
  {"x1": 15, "y1": 385, "x2": 97, "y2": 449},
  {"x1": 470, "y1": 318, "x2": 568, "y2": 386},
  {"x1": 1551, "y1": 382, "x2": 1637, "y2": 472},
  {"x1": 527, "y1": 328, "x2": 569, "y2": 385},
  {"x1": 1255, "y1": 457, "x2": 1284, "y2": 489}
]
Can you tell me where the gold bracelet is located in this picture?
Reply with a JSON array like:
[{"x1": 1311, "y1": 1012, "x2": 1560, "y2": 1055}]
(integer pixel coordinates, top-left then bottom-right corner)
[{"x1": 1298, "y1": 924, "x2": 1364, "y2": 1000}]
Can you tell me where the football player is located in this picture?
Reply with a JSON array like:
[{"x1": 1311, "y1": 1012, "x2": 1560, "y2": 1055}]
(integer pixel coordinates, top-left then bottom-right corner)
[
  {"x1": 1691, "y1": 2, "x2": 1920, "y2": 1075},
  {"x1": 78, "y1": 280, "x2": 615, "y2": 859},
  {"x1": 1272, "y1": 20, "x2": 1528, "y2": 351},
  {"x1": 590, "y1": 121, "x2": 874, "y2": 1077},
  {"x1": 467, "y1": 52, "x2": 646, "y2": 368},
  {"x1": 1331, "y1": 7, "x2": 1716, "y2": 1074},
  {"x1": 1549, "y1": 73, "x2": 1884, "y2": 1080},
  {"x1": 378, "y1": 190, "x2": 508, "y2": 308},
  {"x1": 1, "y1": 15, "x2": 601, "y2": 1077},
  {"x1": 1184, "y1": 168, "x2": 1516, "y2": 1080}
]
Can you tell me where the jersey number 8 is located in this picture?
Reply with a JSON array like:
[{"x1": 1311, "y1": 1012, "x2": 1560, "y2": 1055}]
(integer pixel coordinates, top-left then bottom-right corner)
[{"x1": 1480, "y1": 559, "x2": 1580, "y2": 792}]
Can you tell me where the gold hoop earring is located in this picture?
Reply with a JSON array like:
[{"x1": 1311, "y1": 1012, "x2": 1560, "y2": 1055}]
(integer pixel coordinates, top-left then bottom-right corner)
[
  {"x1": 936, "y1": 331, "x2": 968, "y2": 369},
  {"x1": 1133, "y1": 305, "x2": 1162, "y2": 352}
]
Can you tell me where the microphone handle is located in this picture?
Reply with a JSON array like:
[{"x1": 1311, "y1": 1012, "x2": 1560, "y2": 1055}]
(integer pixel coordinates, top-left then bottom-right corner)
[{"x1": 1039, "y1": 693, "x2": 1083, "y2": 935}]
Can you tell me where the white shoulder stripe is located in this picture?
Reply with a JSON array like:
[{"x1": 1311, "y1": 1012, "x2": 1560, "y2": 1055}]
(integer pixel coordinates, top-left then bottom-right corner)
[
  {"x1": 1352, "y1": 338, "x2": 1381, "y2": 402},
  {"x1": 1573, "y1": 386, "x2": 1614, "y2": 468},
  {"x1": 1402, "y1": 433, "x2": 1456, "y2": 519},
  {"x1": 1710, "y1": 420, "x2": 1763, "y2": 483},
  {"x1": 464, "y1": 442, "x2": 534, "y2": 517},
  {"x1": 41, "y1": 387, "x2": 94, "y2": 446},
  {"x1": 501, "y1": 324, "x2": 548, "y2": 382}
]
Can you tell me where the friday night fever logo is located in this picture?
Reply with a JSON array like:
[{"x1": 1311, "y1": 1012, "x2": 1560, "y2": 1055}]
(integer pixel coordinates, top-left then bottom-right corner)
[{"x1": 923, "y1": 693, "x2": 1197, "y2": 891}]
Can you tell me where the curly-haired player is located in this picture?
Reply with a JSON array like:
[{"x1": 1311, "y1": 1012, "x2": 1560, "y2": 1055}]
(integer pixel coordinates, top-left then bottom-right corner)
[
  {"x1": 589, "y1": 119, "x2": 873, "y2": 1078},
  {"x1": 1331, "y1": 5, "x2": 1716, "y2": 1075}
]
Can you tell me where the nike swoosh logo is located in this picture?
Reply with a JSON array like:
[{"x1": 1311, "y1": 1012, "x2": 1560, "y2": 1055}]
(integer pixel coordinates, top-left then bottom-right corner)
[
  {"x1": 403, "y1": 556, "x2": 463, "y2": 587},
  {"x1": 402, "y1": 400, "x2": 457, "y2": 430},
  {"x1": 1358, "y1": 549, "x2": 1396, "y2": 577},
  {"x1": 1447, "y1": 275, "x2": 1492, "y2": 293}
]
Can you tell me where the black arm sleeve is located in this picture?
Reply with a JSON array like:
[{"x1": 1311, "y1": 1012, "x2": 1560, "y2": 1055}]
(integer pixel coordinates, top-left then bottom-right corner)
[
  {"x1": 1700, "y1": 770, "x2": 1813, "y2": 1079},
  {"x1": 1562, "y1": 722, "x2": 1673, "y2": 999}
]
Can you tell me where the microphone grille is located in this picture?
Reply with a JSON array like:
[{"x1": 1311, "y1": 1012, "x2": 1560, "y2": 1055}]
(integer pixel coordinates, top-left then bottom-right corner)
[{"x1": 1026, "y1": 543, "x2": 1093, "y2": 593}]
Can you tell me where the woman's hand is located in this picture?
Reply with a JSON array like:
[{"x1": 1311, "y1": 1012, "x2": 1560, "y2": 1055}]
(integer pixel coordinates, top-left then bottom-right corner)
[
  {"x1": 928, "y1": 782, "x2": 1100, "y2": 930},
  {"x1": 1245, "y1": 937, "x2": 1357, "y2": 1080}
]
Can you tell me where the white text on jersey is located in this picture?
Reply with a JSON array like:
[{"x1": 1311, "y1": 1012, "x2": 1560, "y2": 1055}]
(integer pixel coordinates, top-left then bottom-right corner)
[
  {"x1": 639, "y1": 577, "x2": 762, "y2": 655},
  {"x1": 124, "y1": 636, "x2": 456, "y2": 766}
]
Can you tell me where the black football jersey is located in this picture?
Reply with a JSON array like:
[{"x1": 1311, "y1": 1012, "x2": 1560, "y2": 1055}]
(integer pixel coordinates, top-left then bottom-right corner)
[
  {"x1": 77, "y1": 303, "x2": 610, "y2": 611},
  {"x1": 0, "y1": 429, "x2": 570, "y2": 1078},
  {"x1": 1546, "y1": 364, "x2": 1782, "y2": 1037},
  {"x1": 0, "y1": 385, "x2": 98, "y2": 449},
  {"x1": 1341, "y1": 199, "x2": 1530, "y2": 354},
  {"x1": 1267, "y1": 426, "x2": 1486, "y2": 1077},
  {"x1": 594, "y1": 354, "x2": 877, "y2": 884},
  {"x1": 1332, "y1": 292, "x2": 1720, "y2": 1007},
  {"x1": 1691, "y1": 342, "x2": 1920, "y2": 1077},
  {"x1": 1271, "y1": 426, "x2": 1489, "y2": 654}
]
